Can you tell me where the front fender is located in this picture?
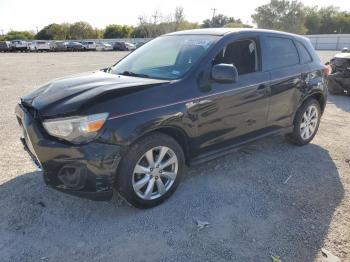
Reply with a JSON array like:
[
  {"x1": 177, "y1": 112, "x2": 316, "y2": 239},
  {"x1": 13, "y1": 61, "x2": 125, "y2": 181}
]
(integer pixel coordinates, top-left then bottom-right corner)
[{"x1": 98, "y1": 103, "x2": 197, "y2": 148}]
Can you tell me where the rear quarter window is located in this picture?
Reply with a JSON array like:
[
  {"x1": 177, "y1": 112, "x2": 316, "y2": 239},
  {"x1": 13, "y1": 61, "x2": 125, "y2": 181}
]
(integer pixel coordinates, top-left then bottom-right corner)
[
  {"x1": 295, "y1": 41, "x2": 312, "y2": 64},
  {"x1": 266, "y1": 36, "x2": 299, "y2": 69}
]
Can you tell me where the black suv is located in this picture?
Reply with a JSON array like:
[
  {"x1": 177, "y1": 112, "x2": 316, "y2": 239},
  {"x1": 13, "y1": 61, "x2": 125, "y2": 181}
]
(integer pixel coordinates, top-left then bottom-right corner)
[{"x1": 16, "y1": 28, "x2": 327, "y2": 208}]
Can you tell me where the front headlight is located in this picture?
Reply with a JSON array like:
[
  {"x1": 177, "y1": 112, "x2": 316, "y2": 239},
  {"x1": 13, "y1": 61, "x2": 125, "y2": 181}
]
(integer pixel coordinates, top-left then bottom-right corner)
[{"x1": 43, "y1": 113, "x2": 109, "y2": 143}]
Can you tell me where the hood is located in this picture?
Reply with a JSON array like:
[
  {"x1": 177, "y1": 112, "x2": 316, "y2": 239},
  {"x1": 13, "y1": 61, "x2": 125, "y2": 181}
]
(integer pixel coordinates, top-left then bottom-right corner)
[
  {"x1": 335, "y1": 53, "x2": 350, "y2": 59},
  {"x1": 22, "y1": 71, "x2": 169, "y2": 117}
]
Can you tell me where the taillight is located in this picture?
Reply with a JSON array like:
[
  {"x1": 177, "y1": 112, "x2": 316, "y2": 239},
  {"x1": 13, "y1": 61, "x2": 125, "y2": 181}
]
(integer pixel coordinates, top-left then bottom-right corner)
[{"x1": 323, "y1": 65, "x2": 330, "y2": 77}]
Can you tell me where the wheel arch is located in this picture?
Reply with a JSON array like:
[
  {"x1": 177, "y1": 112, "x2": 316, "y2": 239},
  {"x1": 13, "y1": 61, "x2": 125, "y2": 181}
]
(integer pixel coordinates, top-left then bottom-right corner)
[
  {"x1": 292, "y1": 91, "x2": 326, "y2": 126},
  {"x1": 308, "y1": 92, "x2": 326, "y2": 113},
  {"x1": 131, "y1": 126, "x2": 191, "y2": 165}
]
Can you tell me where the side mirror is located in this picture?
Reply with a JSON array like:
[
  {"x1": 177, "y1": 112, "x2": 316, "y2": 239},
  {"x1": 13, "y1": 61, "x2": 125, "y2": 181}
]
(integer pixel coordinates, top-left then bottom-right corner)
[
  {"x1": 211, "y1": 63, "x2": 238, "y2": 83},
  {"x1": 101, "y1": 67, "x2": 110, "y2": 72}
]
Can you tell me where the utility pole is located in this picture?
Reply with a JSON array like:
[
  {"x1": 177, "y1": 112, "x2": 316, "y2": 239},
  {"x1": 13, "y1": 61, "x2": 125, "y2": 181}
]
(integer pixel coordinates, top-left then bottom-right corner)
[
  {"x1": 36, "y1": 26, "x2": 39, "y2": 34},
  {"x1": 211, "y1": 8, "x2": 217, "y2": 27},
  {"x1": 152, "y1": 14, "x2": 159, "y2": 24}
]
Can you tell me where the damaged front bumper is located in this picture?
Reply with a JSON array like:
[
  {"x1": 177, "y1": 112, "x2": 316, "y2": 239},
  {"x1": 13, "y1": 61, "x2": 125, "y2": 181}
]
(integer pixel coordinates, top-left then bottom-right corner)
[
  {"x1": 328, "y1": 55, "x2": 350, "y2": 95},
  {"x1": 15, "y1": 103, "x2": 125, "y2": 201}
]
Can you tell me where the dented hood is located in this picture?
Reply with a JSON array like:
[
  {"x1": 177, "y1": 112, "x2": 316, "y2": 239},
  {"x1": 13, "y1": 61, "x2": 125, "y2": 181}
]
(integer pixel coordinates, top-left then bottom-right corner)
[{"x1": 21, "y1": 71, "x2": 169, "y2": 117}]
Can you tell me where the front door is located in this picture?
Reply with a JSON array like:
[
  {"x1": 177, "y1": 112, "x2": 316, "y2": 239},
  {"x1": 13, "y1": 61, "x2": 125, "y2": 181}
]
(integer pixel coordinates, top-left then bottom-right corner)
[{"x1": 194, "y1": 37, "x2": 270, "y2": 154}]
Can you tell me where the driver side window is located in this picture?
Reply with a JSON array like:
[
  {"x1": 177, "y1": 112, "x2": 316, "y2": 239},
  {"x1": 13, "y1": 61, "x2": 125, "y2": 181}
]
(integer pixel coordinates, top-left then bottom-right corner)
[{"x1": 213, "y1": 39, "x2": 259, "y2": 75}]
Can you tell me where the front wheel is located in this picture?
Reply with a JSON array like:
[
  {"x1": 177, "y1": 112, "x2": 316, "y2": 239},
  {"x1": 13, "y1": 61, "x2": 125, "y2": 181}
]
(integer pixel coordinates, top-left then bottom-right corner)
[
  {"x1": 116, "y1": 132, "x2": 184, "y2": 208},
  {"x1": 286, "y1": 98, "x2": 321, "y2": 146}
]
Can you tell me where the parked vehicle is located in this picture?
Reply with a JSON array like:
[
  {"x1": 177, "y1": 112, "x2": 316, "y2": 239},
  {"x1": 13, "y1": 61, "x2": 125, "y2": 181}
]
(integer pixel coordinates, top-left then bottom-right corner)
[
  {"x1": 327, "y1": 49, "x2": 350, "y2": 95},
  {"x1": 81, "y1": 41, "x2": 97, "y2": 51},
  {"x1": 0, "y1": 41, "x2": 11, "y2": 52},
  {"x1": 16, "y1": 28, "x2": 327, "y2": 208},
  {"x1": 10, "y1": 40, "x2": 29, "y2": 52},
  {"x1": 125, "y1": 42, "x2": 136, "y2": 51},
  {"x1": 136, "y1": 41, "x2": 147, "y2": 49},
  {"x1": 113, "y1": 41, "x2": 129, "y2": 51},
  {"x1": 50, "y1": 41, "x2": 67, "y2": 52},
  {"x1": 96, "y1": 42, "x2": 113, "y2": 51},
  {"x1": 29, "y1": 40, "x2": 51, "y2": 52},
  {"x1": 66, "y1": 41, "x2": 84, "y2": 51}
]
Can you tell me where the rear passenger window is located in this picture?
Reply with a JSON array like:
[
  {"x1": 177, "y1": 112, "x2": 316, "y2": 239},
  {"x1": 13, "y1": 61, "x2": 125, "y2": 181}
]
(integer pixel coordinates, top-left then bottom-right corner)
[
  {"x1": 295, "y1": 41, "x2": 312, "y2": 64},
  {"x1": 266, "y1": 37, "x2": 299, "y2": 69}
]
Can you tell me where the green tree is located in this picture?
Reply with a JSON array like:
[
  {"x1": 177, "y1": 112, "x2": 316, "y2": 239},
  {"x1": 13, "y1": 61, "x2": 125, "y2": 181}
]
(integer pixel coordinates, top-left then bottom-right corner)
[
  {"x1": 174, "y1": 6, "x2": 185, "y2": 31},
  {"x1": 4, "y1": 30, "x2": 35, "y2": 40},
  {"x1": 333, "y1": 12, "x2": 350, "y2": 33},
  {"x1": 252, "y1": 0, "x2": 306, "y2": 34},
  {"x1": 224, "y1": 22, "x2": 252, "y2": 28},
  {"x1": 103, "y1": 24, "x2": 133, "y2": 38},
  {"x1": 304, "y1": 6, "x2": 350, "y2": 34},
  {"x1": 304, "y1": 6, "x2": 321, "y2": 34},
  {"x1": 69, "y1": 21, "x2": 97, "y2": 39},
  {"x1": 35, "y1": 23, "x2": 70, "y2": 40},
  {"x1": 202, "y1": 14, "x2": 240, "y2": 28}
]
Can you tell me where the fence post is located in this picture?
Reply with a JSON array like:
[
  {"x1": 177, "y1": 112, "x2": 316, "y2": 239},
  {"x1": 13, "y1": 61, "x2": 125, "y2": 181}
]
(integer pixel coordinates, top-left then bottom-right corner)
[{"x1": 336, "y1": 35, "x2": 340, "y2": 50}]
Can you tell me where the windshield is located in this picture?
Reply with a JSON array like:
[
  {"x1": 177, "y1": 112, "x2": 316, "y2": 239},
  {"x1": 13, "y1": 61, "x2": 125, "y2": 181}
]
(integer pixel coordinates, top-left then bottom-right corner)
[{"x1": 111, "y1": 35, "x2": 219, "y2": 80}]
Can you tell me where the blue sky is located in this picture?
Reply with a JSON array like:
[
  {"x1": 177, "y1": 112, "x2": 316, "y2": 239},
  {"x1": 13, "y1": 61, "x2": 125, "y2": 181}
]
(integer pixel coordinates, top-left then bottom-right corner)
[{"x1": 0, "y1": 0, "x2": 349, "y2": 33}]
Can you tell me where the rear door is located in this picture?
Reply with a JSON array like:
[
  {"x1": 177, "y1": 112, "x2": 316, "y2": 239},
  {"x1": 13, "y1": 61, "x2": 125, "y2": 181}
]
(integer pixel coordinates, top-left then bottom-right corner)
[{"x1": 262, "y1": 35, "x2": 309, "y2": 129}]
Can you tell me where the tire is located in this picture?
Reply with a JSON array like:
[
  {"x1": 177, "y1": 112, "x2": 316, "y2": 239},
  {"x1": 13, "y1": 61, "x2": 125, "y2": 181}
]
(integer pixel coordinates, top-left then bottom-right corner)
[
  {"x1": 286, "y1": 98, "x2": 321, "y2": 146},
  {"x1": 116, "y1": 132, "x2": 185, "y2": 208}
]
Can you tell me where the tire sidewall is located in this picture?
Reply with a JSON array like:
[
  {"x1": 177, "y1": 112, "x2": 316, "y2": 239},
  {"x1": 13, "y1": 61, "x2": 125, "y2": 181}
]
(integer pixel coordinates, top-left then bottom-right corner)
[{"x1": 116, "y1": 133, "x2": 185, "y2": 208}]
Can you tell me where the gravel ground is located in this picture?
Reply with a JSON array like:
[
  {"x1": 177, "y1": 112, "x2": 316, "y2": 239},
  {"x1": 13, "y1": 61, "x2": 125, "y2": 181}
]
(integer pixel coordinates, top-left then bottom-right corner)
[{"x1": 0, "y1": 51, "x2": 349, "y2": 262}]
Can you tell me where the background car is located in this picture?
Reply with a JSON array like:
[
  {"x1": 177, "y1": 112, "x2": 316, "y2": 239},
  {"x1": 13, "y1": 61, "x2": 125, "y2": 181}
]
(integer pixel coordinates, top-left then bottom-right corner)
[
  {"x1": 10, "y1": 40, "x2": 29, "y2": 52},
  {"x1": 81, "y1": 41, "x2": 97, "y2": 51},
  {"x1": 0, "y1": 41, "x2": 11, "y2": 52},
  {"x1": 29, "y1": 40, "x2": 51, "y2": 52},
  {"x1": 125, "y1": 42, "x2": 136, "y2": 51},
  {"x1": 66, "y1": 41, "x2": 84, "y2": 51},
  {"x1": 113, "y1": 41, "x2": 129, "y2": 51},
  {"x1": 50, "y1": 41, "x2": 67, "y2": 52},
  {"x1": 96, "y1": 42, "x2": 113, "y2": 51},
  {"x1": 327, "y1": 49, "x2": 350, "y2": 95}
]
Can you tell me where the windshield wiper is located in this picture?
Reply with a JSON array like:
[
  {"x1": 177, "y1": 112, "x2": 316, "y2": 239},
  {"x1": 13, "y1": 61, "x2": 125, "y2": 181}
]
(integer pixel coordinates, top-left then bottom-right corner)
[{"x1": 119, "y1": 71, "x2": 150, "y2": 78}]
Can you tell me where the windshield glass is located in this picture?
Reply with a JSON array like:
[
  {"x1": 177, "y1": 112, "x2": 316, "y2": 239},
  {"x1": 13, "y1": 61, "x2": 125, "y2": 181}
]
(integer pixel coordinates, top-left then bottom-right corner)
[{"x1": 111, "y1": 35, "x2": 219, "y2": 80}]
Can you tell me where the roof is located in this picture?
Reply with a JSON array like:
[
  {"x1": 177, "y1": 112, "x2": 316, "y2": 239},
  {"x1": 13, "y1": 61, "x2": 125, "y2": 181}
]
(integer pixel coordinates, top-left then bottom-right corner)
[{"x1": 166, "y1": 28, "x2": 303, "y2": 38}]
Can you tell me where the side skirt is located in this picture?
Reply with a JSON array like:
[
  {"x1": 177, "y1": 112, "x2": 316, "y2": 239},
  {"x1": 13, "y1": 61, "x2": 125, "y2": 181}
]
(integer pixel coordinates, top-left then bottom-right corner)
[{"x1": 189, "y1": 126, "x2": 293, "y2": 166}]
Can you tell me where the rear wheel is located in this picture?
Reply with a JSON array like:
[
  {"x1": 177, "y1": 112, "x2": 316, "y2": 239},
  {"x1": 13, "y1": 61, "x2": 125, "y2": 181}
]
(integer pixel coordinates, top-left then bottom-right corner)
[
  {"x1": 286, "y1": 98, "x2": 321, "y2": 146},
  {"x1": 116, "y1": 132, "x2": 184, "y2": 208}
]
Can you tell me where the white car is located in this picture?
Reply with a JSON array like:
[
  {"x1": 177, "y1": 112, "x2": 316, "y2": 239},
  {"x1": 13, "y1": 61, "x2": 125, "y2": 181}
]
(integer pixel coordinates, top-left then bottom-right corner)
[
  {"x1": 10, "y1": 40, "x2": 29, "y2": 52},
  {"x1": 96, "y1": 42, "x2": 113, "y2": 51},
  {"x1": 29, "y1": 41, "x2": 51, "y2": 52},
  {"x1": 125, "y1": 42, "x2": 136, "y2": 50},
  {"x1": 81, "y1": 41, "x2": 97, "y2": 51}
]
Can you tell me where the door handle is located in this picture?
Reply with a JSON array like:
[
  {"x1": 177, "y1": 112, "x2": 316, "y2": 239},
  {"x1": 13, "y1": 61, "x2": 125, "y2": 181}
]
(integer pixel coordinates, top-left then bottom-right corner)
[
  {"x1": 256, "y1": 84, "x2": 270, "y2": 96},
  {"x1": 257, "y1": 84, "x2": 266, "y2": 90}
]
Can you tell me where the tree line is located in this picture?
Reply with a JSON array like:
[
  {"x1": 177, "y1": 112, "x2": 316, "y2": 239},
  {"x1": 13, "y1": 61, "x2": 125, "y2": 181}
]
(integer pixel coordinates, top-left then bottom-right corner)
[{"x1": 1, "y1": 1, "x2": 349, "y2": 41}]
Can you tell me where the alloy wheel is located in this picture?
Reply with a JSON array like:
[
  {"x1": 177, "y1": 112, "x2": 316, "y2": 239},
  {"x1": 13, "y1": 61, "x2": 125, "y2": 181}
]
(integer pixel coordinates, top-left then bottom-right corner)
[
  {"x1": 300, "y1": 105, "x2": 319, "y2": 140},
  {"x1": 132, "y1": 146, "x2": 178, "y2": 200}
]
